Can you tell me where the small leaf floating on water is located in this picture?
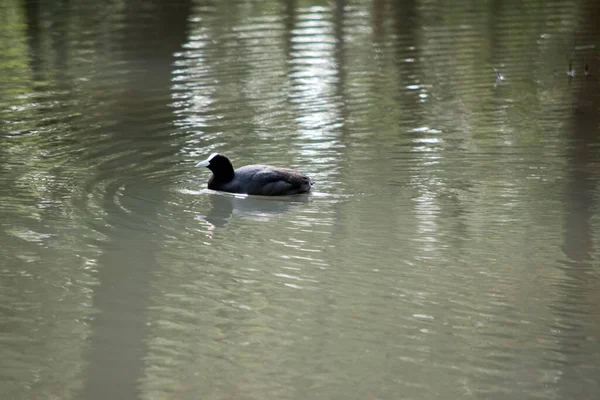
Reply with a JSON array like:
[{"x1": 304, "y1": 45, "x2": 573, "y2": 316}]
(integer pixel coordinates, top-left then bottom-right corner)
[
  {"x1": 568, "y1": 60, "x2": 575, "y2": 78},
  {"x1": 496, "y1": 71, "x2": 504, "y2": 83}
]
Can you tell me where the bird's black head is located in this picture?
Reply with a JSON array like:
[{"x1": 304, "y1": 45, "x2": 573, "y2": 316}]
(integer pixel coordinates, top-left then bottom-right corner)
[{"x1": 196, "y1": 153, "x2": 235, "y2": 182}]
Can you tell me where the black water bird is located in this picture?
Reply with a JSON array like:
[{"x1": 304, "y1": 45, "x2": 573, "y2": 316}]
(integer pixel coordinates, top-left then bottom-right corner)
[{"x1": 196, "y1": 153, "x2": 313, "y2": 196}]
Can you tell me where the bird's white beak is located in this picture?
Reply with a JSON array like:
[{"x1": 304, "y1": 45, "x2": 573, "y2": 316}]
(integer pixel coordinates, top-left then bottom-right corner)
[{"x1": 196, "y1": 160, "x2": 210, "y2": 167}]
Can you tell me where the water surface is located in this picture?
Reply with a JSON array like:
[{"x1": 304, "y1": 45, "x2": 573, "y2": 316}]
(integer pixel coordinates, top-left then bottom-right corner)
[{"x1": 1, "y1": 0, "x2": 600, "y2": 399}]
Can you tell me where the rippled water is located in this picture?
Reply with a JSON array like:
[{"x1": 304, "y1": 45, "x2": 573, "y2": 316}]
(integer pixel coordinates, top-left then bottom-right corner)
[{"x1": 2, "y1": 0, "x2": 600, "y2": 399}]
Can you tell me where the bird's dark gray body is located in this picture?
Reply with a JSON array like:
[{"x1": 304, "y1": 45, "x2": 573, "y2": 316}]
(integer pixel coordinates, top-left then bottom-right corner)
[{"x1": 198, "y1": 154, "x2": 313, "y2": 196}]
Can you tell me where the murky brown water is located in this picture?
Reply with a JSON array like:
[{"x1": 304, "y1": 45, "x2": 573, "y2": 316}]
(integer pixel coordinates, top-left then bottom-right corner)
[{"x1": 2, "y1": 1, "x2": 600, "y2": 399}]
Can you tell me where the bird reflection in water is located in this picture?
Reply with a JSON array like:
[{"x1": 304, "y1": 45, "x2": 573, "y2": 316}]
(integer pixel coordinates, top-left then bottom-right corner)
[{"x1": 196, "y1": 191, "x2": 310, "y2": 231}]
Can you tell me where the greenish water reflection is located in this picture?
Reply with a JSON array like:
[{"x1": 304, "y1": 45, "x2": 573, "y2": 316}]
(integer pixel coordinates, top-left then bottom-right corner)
[{"x1": 1, "y1": 1, "x2": 600, "y2": 399}]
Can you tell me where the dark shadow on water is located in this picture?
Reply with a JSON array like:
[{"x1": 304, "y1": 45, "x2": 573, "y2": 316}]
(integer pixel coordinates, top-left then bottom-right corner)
[
  {"x1": 557, "y1": 1, "x2": 600, "y2": 396},
  {"x1": 65, "y1": 1, "x2": 193, "y2": 400},
  {"x1": 24, "y1": 0, "x2": 71, "y2": 86},
  {"x1": 24, "y1": 0, "x2": 41, "y2": 80}
]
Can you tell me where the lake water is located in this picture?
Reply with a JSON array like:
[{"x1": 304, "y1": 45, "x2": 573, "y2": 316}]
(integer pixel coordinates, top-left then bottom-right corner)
[{"x1": 2, "y1": 0, "x2": 600, "y2": 399}]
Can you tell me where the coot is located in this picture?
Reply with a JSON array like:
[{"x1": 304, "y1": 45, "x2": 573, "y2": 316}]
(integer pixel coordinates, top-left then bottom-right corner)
[{"x1": 196, "y1": 153, "x2": 313, "y2": 196}]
